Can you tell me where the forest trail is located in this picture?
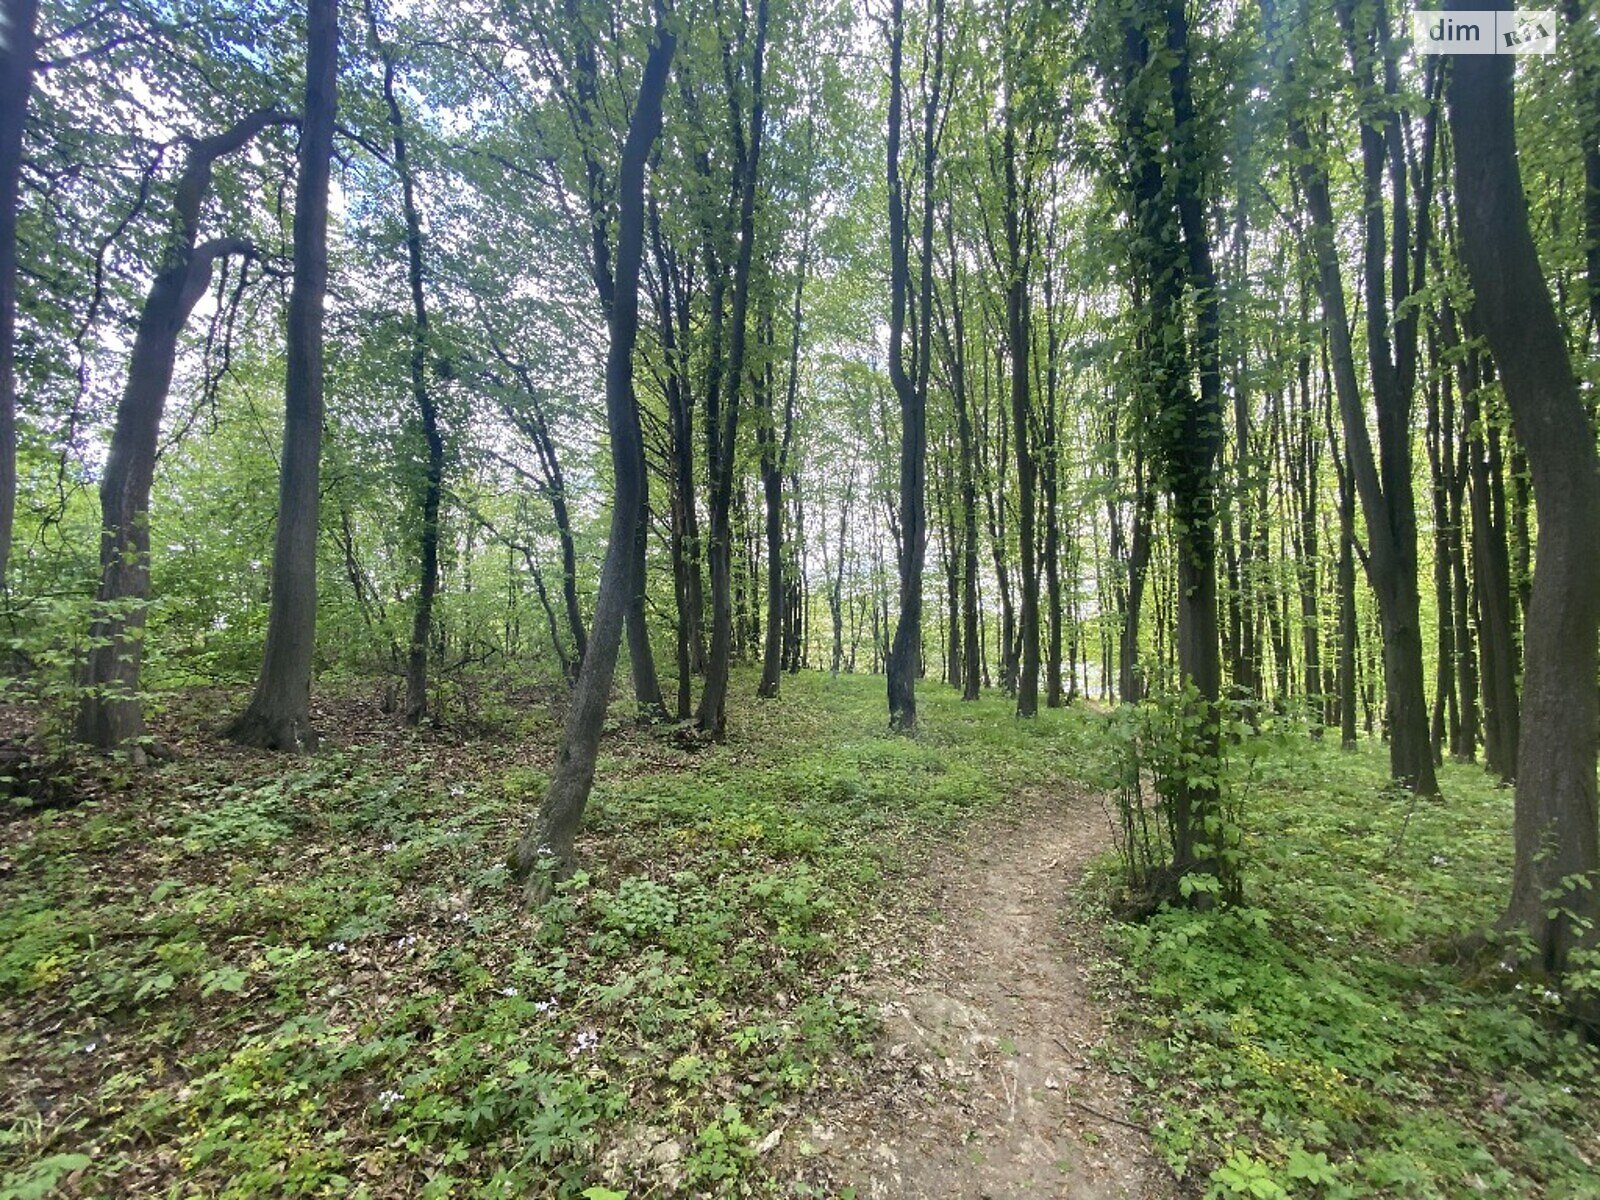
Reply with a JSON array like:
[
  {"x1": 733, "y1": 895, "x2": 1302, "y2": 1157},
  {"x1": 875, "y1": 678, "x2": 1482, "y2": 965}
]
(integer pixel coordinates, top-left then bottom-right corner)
[{"x1": 784, "y1": 788, "x2": 1178, "y2": 1199}]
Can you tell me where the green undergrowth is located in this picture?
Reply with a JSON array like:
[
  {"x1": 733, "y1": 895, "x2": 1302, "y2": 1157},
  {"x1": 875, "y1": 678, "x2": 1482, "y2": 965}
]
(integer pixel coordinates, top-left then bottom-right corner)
[
  {"x1": 1086, "y1": 731, "x2": 1600, "y2": 1199},
  {"x1": 0, "y1": 669, "x2": 1099, "y2": 1199}
]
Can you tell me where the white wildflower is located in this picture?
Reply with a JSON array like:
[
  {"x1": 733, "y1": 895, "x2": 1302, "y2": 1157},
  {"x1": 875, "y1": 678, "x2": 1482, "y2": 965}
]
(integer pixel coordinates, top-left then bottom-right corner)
[
  {"x1": 501, "y1": 986, "x2": 518, "y2": 998},
  {"x1": 534, "y1": 997, "x2": 557, "y2": 1014},
  {"x1": 377, "y1": 1088, "x2": 403, "y2": 1112},
  {"x1": 569, "y1": 1030, "x2": 599, "y2": 1056},
  {"x1": 327, "y1": 941, "x2": 348, "y2": 953}
]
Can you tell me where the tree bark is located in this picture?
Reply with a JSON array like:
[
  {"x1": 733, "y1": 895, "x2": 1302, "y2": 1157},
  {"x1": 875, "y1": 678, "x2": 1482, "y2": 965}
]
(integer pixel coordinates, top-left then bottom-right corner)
[
  {"x1": 625, "y1": 405, "x2": 666, "y2": 720},
  {"x1": 934, "y1": 219, "x2": 972, "y2": 704},
  {"x1": 695, "y1": 0, "x2": 768, "y2": 739},
  {"x1": 1163, "y1": 0, "x2": 1227, "y2": 895},
  {"x1": 1002, "y1": 98, "x2": 1038, "y2": 719},
  {"x1": 513, "y1": 10, "x2": 675, "y2": 891},
  {"x1": 1462, "y1": 341, "x2": 1520, "y2": 782},
  {"x1": 758, "y1": 230, "x2": 804, "y2": 698},
  {"x1": 0, "y1": 0, "x2": 38, "y2": 595},
  {"x1": 1448, "y1": 20, "x2": 1600, "y2": 1006},
  {"x1": 365, "y1": 2, "x2": 444, "y2": 727},
  {"x1": 884, "y1": 0, "x2": 943, "y2": 732},
  {"x1": 227, "y1": 0, "x2": 338, "y2": 752},
  {"x1": 1263, "y1": 0, "x2": 1438, "y2": 792},
  {"x1": 79, "y1": 109, "x2": 287, "y2": 753}
]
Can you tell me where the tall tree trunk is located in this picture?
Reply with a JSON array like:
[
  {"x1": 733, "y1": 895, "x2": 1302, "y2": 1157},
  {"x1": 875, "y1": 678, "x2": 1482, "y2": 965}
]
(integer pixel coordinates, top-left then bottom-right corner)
[
  {"x1": 649, "y1": 198, "x2": 697, "y2": 715},
  {"x1": 625, "y1": 422, "x2": 666, "y2": 719},
  {"x1": 1425, "y1": 338, "x2": 1454, "y2": 764},
  {"x1": 0, "y1": 0, "x2": 38, "y2": 595},
  {"x1": 513, "y1": 10, "x2": 674, "y2": 891},
  {"x1": 758, "y1": 232, "x2": 804, "y2": 698},
  {"x1": 1449, "y1": 25, "x2": 1600, "y2": 1007},
  {"x1": 1287, "y1": 306, "x2": 1323, "y2": 731},
  {"x1": 228, "y1": 0, "x2": 338, "y2": 752},
  {"x1": 1463, "y1": 343, "x2": 1520, "y2": 782},
  {"x1": 1042, "y1": 406, "x2": 1063, "y2": 707},
  {"x1": 884, "y1": 0, "x2": 942, "y2": 732},
  {"x1": 1331, "y1": 392, "x2": 1359, "y2": 749},
  {"x1": 1447, "y1": 369, "x2": 1479, "y2": 760},
  {"x1": 828, "y1": 469, "x2": 854, "y2": 675},
  {"x1": 78, "y1": 110, "x2": 284, "y2": 753},
  {"x1": 1163, "y1": 0, "x2": 1227, "y2": 895},
  {"x1": 1120, "y1": 460, "x2": 1154, "y2": 705},
  {"x1": 785, "y1": 471, "x2": 805, "y2": 672},
  {"x1": 366, "y1": 3, "x2": 444, "y2": 727},
  {"x1": 945, "y1": 238, "x2": 982, "y2": 701},
  {"x1": 696, "y1": 0, "x2": 768, "y2": 738},
  {"x1": 1003, "y1": 103, "x2": 1039, "y2": 718},
  {"x1": 1264, "y1": 0, "x2": 1438, "y2": 793}
]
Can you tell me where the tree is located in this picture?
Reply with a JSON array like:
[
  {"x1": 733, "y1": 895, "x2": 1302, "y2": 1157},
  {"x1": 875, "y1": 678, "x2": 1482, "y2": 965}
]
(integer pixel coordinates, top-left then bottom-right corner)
[
  {"x1": 999, "y1": 37, "x2": 1039, "y2": 719},
  {"x1": 365, "y1": 0, "x2": 446, "y2": 726},
  {"x1": 1261, "y1": 0, "x2": 1438, "y2": 794},
  {"x1": 228, "y1": 0, "x2": 339, "y2": 752},
  {"x1": 695, "y1": 0, "x2": 769, "y2": 739},
  {"x1": 77, "y1": 108, "x2": 288, "y2": 756},
  {"x1": 757, "y1": 220, "x2": 806, "y2": 699},
  {"x1": 884, "y1": 0, "x2": 944, "y2": 732},
  {"x1": 0, "y1": 0, "x2": 39, "y2": 594},
  {"x1": 1448, "y1": 6, "x2": 1600, "y2": 1017},
  {"x1": 512, "y1": 2, "x2": 676, "y2": 892}
]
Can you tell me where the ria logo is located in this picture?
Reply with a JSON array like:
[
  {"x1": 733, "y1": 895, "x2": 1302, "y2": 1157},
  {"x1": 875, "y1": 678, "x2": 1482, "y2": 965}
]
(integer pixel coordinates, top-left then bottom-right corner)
[{"x1": 1411, "y1": 9, "x2": 1557, "y2": 53}]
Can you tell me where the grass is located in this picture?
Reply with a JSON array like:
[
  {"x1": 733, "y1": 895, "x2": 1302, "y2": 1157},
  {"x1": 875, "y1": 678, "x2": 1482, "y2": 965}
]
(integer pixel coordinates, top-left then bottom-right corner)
[
  {"x1": 4, "y1": 670, "x2": 1597, "y2": 1198},
  {"x1": 0, "y1": 669, "x2": 1101, "y2": 1199},
  {"x1": 1086, "y1": 727, "x2": 1600, "y2": 1199}
]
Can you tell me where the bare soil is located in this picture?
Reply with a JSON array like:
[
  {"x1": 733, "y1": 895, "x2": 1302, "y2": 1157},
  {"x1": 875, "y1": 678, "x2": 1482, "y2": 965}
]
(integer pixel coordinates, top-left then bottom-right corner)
[{"x1": 780, "y1": 787, "x2": 1180, "y2": 1200}]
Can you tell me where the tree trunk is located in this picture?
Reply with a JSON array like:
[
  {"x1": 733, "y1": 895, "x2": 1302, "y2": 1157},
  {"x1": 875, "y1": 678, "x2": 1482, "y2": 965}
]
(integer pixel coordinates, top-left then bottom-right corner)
[
  {"x1": 1464, "y1": 350, "x2": 1520, "y2": 782},
  {"x1": 1448, "y1": 24, "x2": 1600, "y2": 1006},
  {"x1": 513, "y1": 10, "x2": 674, "y2": 891},
  {"x1": 695, "y1": 0, "x2": 767, "y2": 739},
  {"x1": 227, "y1": 1, "x2": 337, "y2": 753},
  {"x1": 884, "y1": 0, "x2": 943, "y2": 732},
  {"x1": 758, "y1": 233, "x2": 804, "y2": 698},
  {"x1": 829, "y1": 470, "x2": 854, "y2": 675},
  {"x1": 649, "y1": 198, "x2": 705, "y2": 708},
  {"x1": 77, "y1": 110, "x2": 283, "y2": 753},
  {"x1": 1121, "y1": 465, "x2": 1154, "y2": 705},
  {"x1": 625, "y1": 423, "x2": 666, "y2": 720},
  {"x1": 1164, "y1": 0, "x2": 1228, "y2": 896},
  {"x1": 0, "y1": 0, "x2": 38, "y2": 595},
  {"x1": 365, "y1": 3, "x2": 444, "y2": 727},
  {"x1": 1265, "y1": 0, "x2": 1438, "y2": 793},
  {"x1": 937, "y1": 217, "x2": 983, "y2": 701},
  {"x1": 1003, "y1": 105, "x2": 1039, "y2": 719}
]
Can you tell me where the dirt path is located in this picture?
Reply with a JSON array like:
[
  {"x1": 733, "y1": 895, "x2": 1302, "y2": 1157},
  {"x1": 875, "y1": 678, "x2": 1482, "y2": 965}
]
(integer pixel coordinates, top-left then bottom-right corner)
[{"x1": 782, "y1": 789, "x2": 1179, "y2": 1200}]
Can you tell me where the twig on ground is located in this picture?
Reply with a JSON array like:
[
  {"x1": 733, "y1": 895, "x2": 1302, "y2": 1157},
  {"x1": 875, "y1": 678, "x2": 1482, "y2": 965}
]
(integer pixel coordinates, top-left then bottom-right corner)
[{"x1": 1066, "y1": 1096, "x2": 1150, "y2": 1135}]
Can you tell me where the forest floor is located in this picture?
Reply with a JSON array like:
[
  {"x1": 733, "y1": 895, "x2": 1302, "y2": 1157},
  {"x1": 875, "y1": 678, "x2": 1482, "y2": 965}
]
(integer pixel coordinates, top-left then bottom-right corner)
[
  {"x1": 782, "y1": 787, "x2": 1175, "y2": 1199},
  {"x1": 2, "y1": 669, "x2": 1598, "y2": 1199}
]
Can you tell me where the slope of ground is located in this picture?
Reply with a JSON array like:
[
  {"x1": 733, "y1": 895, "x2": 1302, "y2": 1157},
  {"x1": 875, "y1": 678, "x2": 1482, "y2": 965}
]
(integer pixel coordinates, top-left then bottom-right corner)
[
  {"x1": 784, "y1": 787, "x2": 1175, "y2": 1199},
  {"x1": 4, "y1": 671, "x2": 1597, "y2": 1199},
  {"x1": 0, "y1": 671, "x2": 1123, "y2": 1198}
]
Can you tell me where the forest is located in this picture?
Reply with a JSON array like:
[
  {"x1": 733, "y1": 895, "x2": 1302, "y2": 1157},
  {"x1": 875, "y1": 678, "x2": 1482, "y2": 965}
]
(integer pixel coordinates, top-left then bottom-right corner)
[{"x1": 1, "y1": 0, "x2": 1599, "y2": 1195}]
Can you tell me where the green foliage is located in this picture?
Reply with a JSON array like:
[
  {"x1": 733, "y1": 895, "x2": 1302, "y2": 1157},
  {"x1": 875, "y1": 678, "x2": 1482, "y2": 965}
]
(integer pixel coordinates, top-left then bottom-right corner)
[
  {"x1": 1090, "y1": 735, "x2": 1600, "y2": 1198},
  {"x1": 1099, "y1": 686, "x2": 1262, "y2": 906},
  {"x1": 0, "y1": 670, "x2": 1077, "y2": 1197}
]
